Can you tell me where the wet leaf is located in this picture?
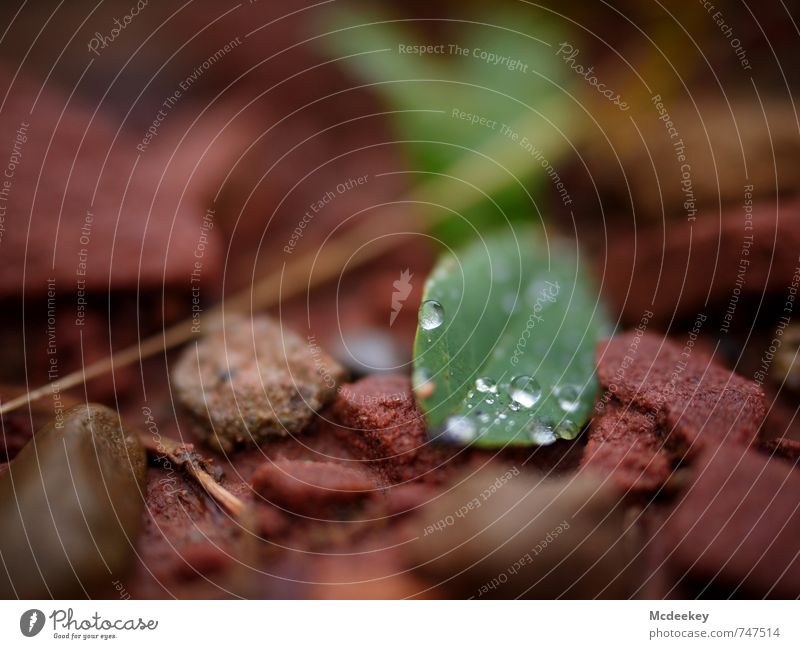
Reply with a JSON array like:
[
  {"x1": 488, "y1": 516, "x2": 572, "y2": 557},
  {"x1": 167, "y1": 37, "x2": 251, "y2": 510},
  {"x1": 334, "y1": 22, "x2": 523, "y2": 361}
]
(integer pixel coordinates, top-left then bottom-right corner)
[
  {"x1": 412, "y1": 226, "x2": 609, "y2": 447},
  {"x1": 0, "y1": 404, "x2": 146, "y2": 598}
]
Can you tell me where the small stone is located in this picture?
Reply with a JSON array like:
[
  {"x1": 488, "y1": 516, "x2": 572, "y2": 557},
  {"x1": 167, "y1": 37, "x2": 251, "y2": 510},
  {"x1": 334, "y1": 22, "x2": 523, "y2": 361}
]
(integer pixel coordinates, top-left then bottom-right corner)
[
  {"x1": 332, "y1": 375, "x2": 458, "y2": 484},
  {"x1": 251, "y1": 459, "x2": 376, "y2": 517},
  {"x1": 582, "y1": 332, "x2": 766, "y2": 495},
  {"x1": 173, "y1": 316, "x2": 346, "y2": 452},
  {"x1": 583, "y1": 402, "x2": 673, "y2": 495}
]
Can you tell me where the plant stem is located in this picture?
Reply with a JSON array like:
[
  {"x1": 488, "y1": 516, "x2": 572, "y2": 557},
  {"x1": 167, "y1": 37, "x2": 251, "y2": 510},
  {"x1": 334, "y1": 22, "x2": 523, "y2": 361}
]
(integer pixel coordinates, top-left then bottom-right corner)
[{"x1": 140, "y1": 433, "x2": 245, "y2": 517}]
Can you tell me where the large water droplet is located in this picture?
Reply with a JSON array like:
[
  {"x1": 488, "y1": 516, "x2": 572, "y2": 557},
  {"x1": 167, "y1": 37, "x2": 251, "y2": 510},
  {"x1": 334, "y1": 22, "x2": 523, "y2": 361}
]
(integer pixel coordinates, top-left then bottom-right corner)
[
  {"x1": 530, "y1": 420, "x2": 557, "y2": 445},
  {"x1": 475, "y1": 377, "x2": 497, "y2": 394},
  {"x1": 509, "y1": 375, "x2": 542, "y2": 409},
  {"x1": 419, "y1": 300, "x2": 445, "y2": 331},
  {"x1": 444, "y1": 416, "x2": 476, "y2": 444},
  {"x1": 555, "y1": 384, "x2": 581, "y2": 413}
]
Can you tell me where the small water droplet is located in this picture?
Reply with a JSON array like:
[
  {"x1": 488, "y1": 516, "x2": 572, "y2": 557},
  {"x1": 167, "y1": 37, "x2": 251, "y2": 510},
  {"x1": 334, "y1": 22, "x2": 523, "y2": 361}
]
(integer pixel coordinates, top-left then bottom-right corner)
[
  {"x1": 508, "y1": 375, "x2": 542, "y2": 409},
  {"x1": 419, "y1": 300, "x2": 445, "y2": 331},
  {"x1": 475, "y1": 377, "x2": 497, "y2": 394},
  {"x1": 509, "y1": 401, "x2": 521, "y2": 412},
  {"x1": 497, "y1": 412, "x2": 508, "y2": 420},
  {"x1": 478, "y1": 412, "x2": 491, "y2": 424},
  {"x1": 444, "y1": 416, "x2": 476, "y2": 443},
  {"x1": 530, "y1": 420, "x2": 557, "y2": 445},
  {"x1": 555, "y1": 384, "x2": 581, "y2": 413},
  {"x1": 484, "y1": 396, "x2": 495, "y2": 405},
  {"x1": 555, "y1": 419, "x2": 580, "y2": 440}
]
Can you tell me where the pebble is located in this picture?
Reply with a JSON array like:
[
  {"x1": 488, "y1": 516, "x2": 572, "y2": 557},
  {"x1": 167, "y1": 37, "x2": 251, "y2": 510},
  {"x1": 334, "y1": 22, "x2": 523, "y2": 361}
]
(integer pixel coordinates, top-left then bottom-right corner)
[
  {"x1": 332, "y1": 375, "x2": 457, "y2": 484},
  {"x1": 173, "y1": 315, "x2": 346, "y2": 452},
  {"x1": 582, "y1": 332, "x2": 766, "y2": 495},
  {"x1": 251, "y1": 459, "x2": 376, "y2": 517}
]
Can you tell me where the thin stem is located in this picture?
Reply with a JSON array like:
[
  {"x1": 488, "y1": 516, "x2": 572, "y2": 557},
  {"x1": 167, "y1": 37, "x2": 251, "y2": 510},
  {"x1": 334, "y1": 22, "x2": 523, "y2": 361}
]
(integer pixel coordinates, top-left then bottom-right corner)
[{"x1": 140, "y1": 433, "x2": 245, "y2": 517}]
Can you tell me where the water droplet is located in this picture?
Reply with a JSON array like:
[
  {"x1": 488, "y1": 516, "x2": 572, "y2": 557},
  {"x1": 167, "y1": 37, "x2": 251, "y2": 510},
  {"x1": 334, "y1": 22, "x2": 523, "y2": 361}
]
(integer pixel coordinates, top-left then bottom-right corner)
[
  {"x1": 497, "y1": 412, "x2": 508, "y2": 420},
  {"x1": 555, "y1": 384, "x2": 581, "y2": 413},
  {"x1": 475, "y1": 377, "x2": 497, "y2": 394},
  {"x1": 530, "y1": 420, "x2": 557, "y2": 445},
  {"x1": 484, "y1": 396, "x2": 495, "y2": 405},
  {"x1": 555, "y1": 419, "x2": 580, "y2": 440},
  {"x1": 444, "y1": 416, "x2": 476, "y2": 443},
  {"x1": 509, "y1": 375, "x2": 542, "y2": 409},
  {"x1": 509, "y1": 401, "x2": 521, "y2": 412},
  {"x1": 419, "y1": 300, "x2": 445, "y2": 331},
  {"x1": 477, "y1": 412, "x2": 491, "y2": 424}
]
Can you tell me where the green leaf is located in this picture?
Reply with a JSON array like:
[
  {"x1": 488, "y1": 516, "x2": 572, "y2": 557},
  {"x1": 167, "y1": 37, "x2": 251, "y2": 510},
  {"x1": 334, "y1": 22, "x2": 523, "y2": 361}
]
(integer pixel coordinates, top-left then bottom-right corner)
[{"x1": 412, "y1": 226, "x2": 609, "y2": 447}]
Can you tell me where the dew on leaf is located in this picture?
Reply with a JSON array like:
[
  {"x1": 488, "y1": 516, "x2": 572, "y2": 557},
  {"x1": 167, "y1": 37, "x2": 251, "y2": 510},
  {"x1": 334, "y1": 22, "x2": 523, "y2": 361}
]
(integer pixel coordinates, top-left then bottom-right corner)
[
  {"x1": 444, "y1": 415, "x2": 477, "y2": 443},
  {"x1": 530, "y1": 420, "x2": 557, "y2": 445},
  {"x1": 509, "y1": 375, "x2": 542, "y2": 409},
  {"x1": 555, "y1": 418, "x2": 580, "y2": 440},
  {"x1": 555, "y1": 384, "x2": 581, "y2": 413},
  {"x1": 475, "y1": 377, "x2": 497, "y2": 393},
  {"x1": 419, "y1": 300, "x2": 445, "y2": 331}
]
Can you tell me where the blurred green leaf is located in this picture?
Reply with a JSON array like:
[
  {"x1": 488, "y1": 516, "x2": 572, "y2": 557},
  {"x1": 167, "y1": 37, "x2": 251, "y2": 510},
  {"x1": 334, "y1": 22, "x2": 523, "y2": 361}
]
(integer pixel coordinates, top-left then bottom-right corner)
[{"x1": 318, "y1": 6, "x2": 573, "y2": 245}]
